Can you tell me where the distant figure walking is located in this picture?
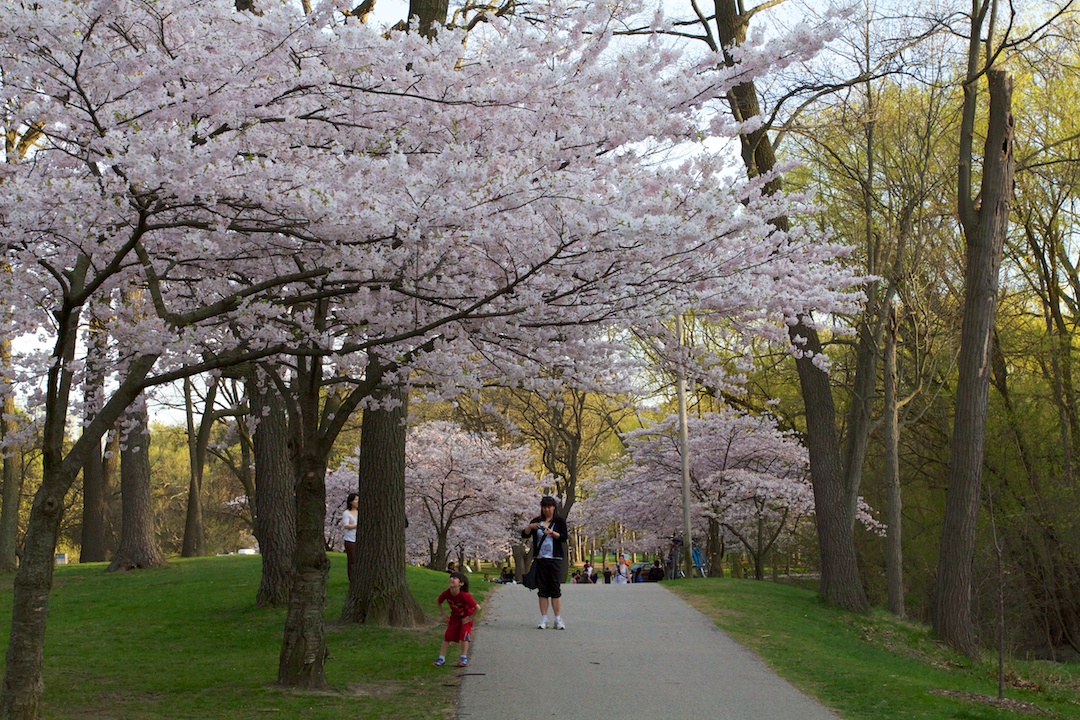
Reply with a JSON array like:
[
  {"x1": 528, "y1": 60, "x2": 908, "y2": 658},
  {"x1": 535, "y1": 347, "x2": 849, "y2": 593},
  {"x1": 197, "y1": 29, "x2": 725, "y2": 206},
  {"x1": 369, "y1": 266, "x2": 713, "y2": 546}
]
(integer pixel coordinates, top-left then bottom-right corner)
[
  {"x1": 613, "y1": 556, "x2": 629, "y2": 585},
  {"x1": 342, "y1": 492, "x2": 359, "y2": 583},
  {"x1": 522, "y1": 495, "x2": 568, "y2": 630}
]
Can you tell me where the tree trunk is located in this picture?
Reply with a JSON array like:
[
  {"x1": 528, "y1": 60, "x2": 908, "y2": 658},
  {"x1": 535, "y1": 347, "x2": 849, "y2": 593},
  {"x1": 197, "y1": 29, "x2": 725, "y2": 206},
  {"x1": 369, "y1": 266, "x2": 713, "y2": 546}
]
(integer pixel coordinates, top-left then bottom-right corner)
[
  {"x1": 884, "y1": 304, "x2": 905, "y2": 618},
  {"x1": 512, "y1": 540, "x2": 527, "y2": 582},
  {"x1": 342, "y1": 384, "x2": 425, "y2": 627},
  {"x1": 409, "y1": 0, "x2": 449, "y2": 37},
  {"x1": 934, "y1": 69, "x2": 1014, "y2": 660},
  {"x1": 79, "y1": 313, "x2": 111, "y2": 563},
  {"x1": 706, "y1": 516, "x2": 724, "y2": 578},
  {"x1": 181, "y1": 376, "x2": 215, "y2": 558},
  {"x1": 276, "y1": 453, "x2": 329, "y2": 687},
  {"x1": 0, "y1": 465, "x2": 66, "y2": 720},
  {"x1": 251, "y1": 369, "x2": 296, "y2": 608},
  {"x1": 277, "y1": 352, "x2": 330, "y2": 688},
  {"x1": 108, "y1": 398, "x2": 166, "y2": 572},
  {"x1": 712, "y1": 0, "x2": 868, "y2": 611},
  {"x1": 0, "y1": 337, "x2": 22, "y2": 572}
]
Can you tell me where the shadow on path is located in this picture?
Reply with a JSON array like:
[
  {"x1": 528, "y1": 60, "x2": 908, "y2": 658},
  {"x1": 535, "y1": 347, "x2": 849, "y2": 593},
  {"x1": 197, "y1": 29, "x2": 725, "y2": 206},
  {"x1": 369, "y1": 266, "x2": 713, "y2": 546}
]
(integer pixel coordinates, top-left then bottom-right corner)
[{"x1": 456, "y1": 582, "x2": 840, "y2": 720}]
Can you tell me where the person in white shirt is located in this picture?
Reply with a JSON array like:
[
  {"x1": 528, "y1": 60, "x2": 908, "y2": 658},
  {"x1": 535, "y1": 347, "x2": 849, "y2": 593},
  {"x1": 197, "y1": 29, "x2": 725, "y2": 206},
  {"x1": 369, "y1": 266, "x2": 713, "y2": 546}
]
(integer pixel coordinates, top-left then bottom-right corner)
[{"x1": 342, "y1": 492, "x2": 359, "y2": 583}]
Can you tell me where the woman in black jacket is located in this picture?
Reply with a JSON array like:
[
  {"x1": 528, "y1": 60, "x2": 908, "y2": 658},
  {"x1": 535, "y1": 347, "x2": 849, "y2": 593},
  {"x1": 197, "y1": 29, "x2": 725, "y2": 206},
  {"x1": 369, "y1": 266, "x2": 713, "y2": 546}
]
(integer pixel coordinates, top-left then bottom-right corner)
[{"x1": 521, "y1": 495, "x2": 569, "y2": 630}]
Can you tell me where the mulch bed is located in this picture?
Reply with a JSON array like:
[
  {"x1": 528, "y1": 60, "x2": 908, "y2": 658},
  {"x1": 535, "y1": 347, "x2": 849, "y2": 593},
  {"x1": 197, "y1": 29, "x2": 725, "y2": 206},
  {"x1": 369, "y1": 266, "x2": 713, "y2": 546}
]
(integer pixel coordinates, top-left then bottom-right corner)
[{"x1": 928, "y1": 689, "x2": 1054, "y2": 716}]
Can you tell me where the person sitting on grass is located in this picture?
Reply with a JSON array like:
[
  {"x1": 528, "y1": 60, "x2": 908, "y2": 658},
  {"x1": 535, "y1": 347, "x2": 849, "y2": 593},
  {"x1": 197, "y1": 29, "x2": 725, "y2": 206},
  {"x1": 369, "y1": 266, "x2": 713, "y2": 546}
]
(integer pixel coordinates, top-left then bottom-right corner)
[{"x1": 433, "y1": 571, "x2": 479, "y2": 668}]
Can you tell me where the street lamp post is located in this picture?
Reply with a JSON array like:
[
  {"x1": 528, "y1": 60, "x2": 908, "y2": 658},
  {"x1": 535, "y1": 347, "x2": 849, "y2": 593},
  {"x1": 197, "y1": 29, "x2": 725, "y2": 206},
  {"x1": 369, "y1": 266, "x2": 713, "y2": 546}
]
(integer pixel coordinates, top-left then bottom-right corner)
[{"x1": 676, "y1": 313, "x2": 694, "y2": 579}]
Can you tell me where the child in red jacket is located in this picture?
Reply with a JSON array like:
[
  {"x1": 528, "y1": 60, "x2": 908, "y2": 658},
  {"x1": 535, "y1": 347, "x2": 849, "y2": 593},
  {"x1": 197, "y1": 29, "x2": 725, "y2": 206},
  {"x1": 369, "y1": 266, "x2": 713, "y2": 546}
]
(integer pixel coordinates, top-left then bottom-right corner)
[{"x1": 433, "y1": 571, "x2": 479, "y2": 668}]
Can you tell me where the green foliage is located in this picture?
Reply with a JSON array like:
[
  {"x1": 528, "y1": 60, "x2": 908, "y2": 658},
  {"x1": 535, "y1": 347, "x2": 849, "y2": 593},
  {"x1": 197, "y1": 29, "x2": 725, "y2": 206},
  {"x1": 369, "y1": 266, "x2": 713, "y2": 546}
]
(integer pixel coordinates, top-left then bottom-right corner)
[
  {"x1": 669, "y1": 578, "x2": 1080, "y2": 719},
  {"x1": 0, "y1": 556, "x2": 490, "y2": 720}
]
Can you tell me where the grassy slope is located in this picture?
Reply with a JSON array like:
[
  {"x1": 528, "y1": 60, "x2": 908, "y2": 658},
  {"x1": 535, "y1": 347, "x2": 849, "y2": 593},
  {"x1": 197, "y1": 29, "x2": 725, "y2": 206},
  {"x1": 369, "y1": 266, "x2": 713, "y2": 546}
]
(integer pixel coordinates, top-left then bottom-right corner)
[
  {"x1": 668, "y1": 578, "x2": 1080, "y2": 720},
  {"x1": 0, "y1": 555, "x2": 487, "y2": 720}
]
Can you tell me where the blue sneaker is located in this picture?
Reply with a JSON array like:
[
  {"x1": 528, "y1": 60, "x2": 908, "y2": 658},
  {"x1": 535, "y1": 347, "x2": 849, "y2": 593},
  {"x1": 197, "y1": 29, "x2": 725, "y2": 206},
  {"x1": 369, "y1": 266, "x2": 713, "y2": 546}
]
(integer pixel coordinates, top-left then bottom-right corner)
[
  {"x1": 432, "y1": 657, "x2": 445, "y2": 667},
  {"x1": 456, "y1": 656, "x2": 468, "y2": 668}
]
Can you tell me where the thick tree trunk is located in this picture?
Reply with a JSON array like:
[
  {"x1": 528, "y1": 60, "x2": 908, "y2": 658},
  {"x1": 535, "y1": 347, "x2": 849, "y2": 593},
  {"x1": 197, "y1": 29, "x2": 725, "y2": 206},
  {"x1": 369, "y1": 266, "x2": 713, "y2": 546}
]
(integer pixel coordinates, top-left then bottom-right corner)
[
  {"x1": 884, "y1": 305, "x2": 905, "y2": 618},
  {"x1": 108, "y1": 399, "x2": 166, "y2": 572},
  {"x1": 431, "y1": 528, "x2": 449, "y2": 571},
  {"x1": 276, "y1": 453, "x2": 329, "y2": 687},
  {"x1": 934, "y1": 69, "x2": 1014, "y2": 660},
  {"x1": 792, "y1": 325, "x2": 869, "y2": 610},
  {"x1": 409, "y1": 0, "x2": 449, "y2": 37},
  {"x1": 512, "y1": 540, "x2": 528, "y2": 582},
  {"x1": 713, "y1": 0, "x2": 868, "y2": 611},
  {"x1": 79, "y1": 441, "x2": 108, "y2": 564},
  {"x1": 342, "y1": 385, "x2": 425, "y2": 627},
  {"x1": 277, "y1": 352, "x2": 329, "y2": 687},
  {"x1": 0, "y1": 338, "x2": 22, "y2": 572},
  {"x1": 0, "y1": 466, "x2": 66, "y2": 720},
  {"x1": 252, "y1": 372, "x2": 296, "y2": 608}
]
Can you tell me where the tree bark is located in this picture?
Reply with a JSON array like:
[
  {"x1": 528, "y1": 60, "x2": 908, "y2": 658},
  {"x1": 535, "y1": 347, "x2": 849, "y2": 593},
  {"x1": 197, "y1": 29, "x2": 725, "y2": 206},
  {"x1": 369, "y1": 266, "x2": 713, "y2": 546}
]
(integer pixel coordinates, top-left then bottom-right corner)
[
  {"x1": 884, "y1": 304, "x2": 905, "y2": 618},
  {"x1": 181, "y1": 376, "x2": 215, "y2": 558},
  {"x1": 79, "y1": 312, "x2": 112, "y2": 563},
  {"x1": 276, "y1": 454, "x2": 329, "y2": 687},
  {"x1": 934, "y1": 69, "x2": 1014, "y2": 660},
  {"x1": 107, "y1": 398, "x2": 166, "y2": 572},
  {"x1": 251, "y1": 371, "x2": 296, "y2": 608},
  {"x1": 342, "y1": 384, "x2": 425, "y2": 627},
  {"x1": 409, "y1": 0, "x2": 449, "y2": 37},
  {"x1": 0, "y1": 337, "x2": 23, "y2": 572},
  {"x1": 277, "y1": 352, "x2": 330, "y2": 687}
]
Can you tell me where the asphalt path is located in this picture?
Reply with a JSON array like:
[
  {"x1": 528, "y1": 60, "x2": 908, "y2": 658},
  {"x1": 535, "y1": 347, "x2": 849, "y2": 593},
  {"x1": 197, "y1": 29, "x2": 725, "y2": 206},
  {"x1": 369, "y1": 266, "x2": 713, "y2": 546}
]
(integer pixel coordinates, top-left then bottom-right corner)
[{"x1": 455, "y1": 581, "x2": 840, "y2": 720}]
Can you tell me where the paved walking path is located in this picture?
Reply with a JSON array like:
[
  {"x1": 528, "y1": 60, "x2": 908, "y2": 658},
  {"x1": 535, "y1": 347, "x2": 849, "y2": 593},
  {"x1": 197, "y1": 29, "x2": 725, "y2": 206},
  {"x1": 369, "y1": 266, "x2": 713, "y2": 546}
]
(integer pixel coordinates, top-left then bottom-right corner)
[{"x1": 457, "y1": 582, "x2": 840, "y2": 720}]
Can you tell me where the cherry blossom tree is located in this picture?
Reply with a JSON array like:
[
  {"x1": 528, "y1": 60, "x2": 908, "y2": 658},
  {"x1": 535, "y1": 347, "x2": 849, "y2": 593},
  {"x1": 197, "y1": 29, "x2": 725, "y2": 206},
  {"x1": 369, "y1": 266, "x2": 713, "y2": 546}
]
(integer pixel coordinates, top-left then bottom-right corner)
[
  {"x1": 403, "y1": 421, "x2": 536, "y2": 569},
  {"x1": 1, "y1": 0, "x2": 861, "y2": 711},
  {"x1": 326, "y1": 422, "x2": 537, "y2": 566},
  {"x1": 586, "y1": 409, "x2": 883, "y2": 579}
]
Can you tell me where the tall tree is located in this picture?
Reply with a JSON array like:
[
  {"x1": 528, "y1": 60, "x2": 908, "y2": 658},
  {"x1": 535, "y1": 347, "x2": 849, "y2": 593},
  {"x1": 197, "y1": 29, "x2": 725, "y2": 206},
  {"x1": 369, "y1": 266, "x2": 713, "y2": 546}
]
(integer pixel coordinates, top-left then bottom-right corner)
[
  {"x1": 884, "y1": 303, "x2": 905, "y2": 618},
  {"x1": 696, "y1": 0, "x2": 870, "y2": 610},
  {"x1": 180, "y1": 376, "x2": 217, "y2": 557},
  {"x1": 79, "y1": 311, "x2": 113, "y2": 563},
  {"x1": 250, "y1": 369, "x2": 297, "y2": 609},
  {"x1": 107, "y1": 397, "x2": 166, "y2": 571},
  {"x1": 933, "y1": 0, "x2": 1016, "y2": 658}
]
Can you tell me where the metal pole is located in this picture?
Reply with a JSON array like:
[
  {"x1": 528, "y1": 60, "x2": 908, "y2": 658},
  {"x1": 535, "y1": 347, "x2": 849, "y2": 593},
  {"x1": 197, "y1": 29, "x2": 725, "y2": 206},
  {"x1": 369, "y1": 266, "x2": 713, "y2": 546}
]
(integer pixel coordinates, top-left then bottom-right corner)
[{"x1": 676, "y1": 313, "x2": 694, "y2": 579}]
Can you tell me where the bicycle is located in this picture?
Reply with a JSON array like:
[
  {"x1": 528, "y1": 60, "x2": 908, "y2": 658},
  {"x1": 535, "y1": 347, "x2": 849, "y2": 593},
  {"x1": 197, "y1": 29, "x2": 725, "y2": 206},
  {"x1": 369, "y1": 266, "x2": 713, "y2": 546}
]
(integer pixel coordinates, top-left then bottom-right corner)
[{"x1": 666, "y1": 535, "x2": 708, "y2": 579}]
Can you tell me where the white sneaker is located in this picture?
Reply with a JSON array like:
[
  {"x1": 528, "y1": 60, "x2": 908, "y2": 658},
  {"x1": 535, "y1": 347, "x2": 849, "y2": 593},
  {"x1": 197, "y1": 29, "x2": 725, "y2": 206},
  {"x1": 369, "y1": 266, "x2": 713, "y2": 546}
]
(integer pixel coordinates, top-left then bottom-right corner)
[
  {"x1": 537, "y1": 619, "x2": 548, "y2": 629},
  {"x1": 555, "y1": 618, "x2": 566, "y2": 630}
]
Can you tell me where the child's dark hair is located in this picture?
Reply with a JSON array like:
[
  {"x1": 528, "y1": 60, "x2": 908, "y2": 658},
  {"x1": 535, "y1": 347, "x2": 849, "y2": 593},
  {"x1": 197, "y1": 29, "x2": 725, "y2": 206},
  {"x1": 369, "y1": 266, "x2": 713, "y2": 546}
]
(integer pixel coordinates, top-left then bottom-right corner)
[{"x1": 449, "y1": 571, "x2": 469, "y2": 593}]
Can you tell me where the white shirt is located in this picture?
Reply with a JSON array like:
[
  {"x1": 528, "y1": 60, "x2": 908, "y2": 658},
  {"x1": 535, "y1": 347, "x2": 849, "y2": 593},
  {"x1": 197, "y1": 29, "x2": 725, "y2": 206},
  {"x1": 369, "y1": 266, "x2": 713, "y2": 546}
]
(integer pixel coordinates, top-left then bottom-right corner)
[{"x1": 342, "y1": 509, "x2": 357, "y2": 543}]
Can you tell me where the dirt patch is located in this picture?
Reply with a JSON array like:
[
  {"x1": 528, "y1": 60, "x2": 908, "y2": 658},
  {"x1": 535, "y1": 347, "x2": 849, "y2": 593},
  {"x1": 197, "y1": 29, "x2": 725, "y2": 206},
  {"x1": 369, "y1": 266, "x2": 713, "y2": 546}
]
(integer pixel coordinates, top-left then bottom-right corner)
[{"x1": 928, "y1": 689, "x2": 1055, "y2": 716}]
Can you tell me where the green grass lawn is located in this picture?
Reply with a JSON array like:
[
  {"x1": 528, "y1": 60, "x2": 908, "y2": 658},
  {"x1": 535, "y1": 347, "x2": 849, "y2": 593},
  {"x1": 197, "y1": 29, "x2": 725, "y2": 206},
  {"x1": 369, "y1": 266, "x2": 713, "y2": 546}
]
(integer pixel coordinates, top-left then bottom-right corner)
[
  {"x1": 668, "y1": 577, "x2": 1080, "y2": 719},
  {"x1": 4, "y1": 558, "x2": 1078, "y2": 719},
  {"x1": 0, "y1": 555, "x2": 488, "y2": 720}
]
